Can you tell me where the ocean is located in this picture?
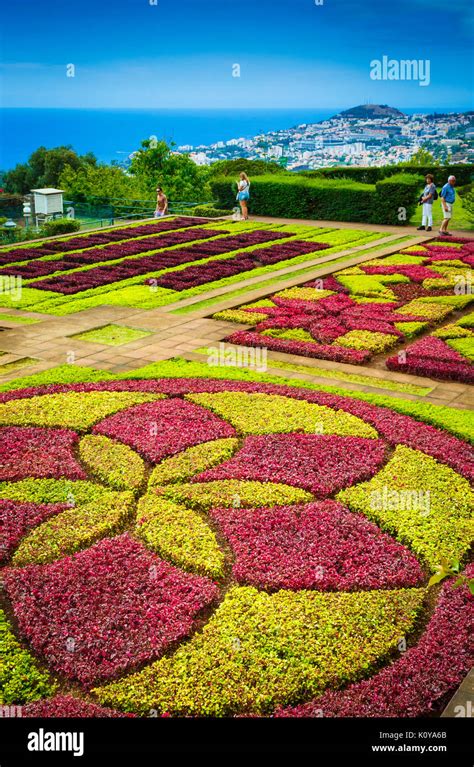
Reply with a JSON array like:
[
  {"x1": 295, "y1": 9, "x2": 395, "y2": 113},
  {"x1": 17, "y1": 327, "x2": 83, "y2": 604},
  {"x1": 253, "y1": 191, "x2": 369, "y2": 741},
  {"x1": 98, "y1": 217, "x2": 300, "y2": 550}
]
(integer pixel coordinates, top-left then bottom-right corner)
[{"x1": 0, "y1": 107, "x2": 465, "y2": 170}]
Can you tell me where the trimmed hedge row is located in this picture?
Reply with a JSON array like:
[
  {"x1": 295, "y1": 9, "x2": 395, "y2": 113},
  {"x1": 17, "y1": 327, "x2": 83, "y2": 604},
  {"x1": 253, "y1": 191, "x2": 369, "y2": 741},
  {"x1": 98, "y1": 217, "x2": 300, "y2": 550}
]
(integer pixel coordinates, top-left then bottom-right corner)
[
  {"x1": 191, "y1": 205, "x2": 232, "y2": 217},
  {"x1": 211, "y1": 173, "x2": 421, "y2": 225},
  {"x1": 303, "y1": 164, "x2": 473, "y2": 186}
]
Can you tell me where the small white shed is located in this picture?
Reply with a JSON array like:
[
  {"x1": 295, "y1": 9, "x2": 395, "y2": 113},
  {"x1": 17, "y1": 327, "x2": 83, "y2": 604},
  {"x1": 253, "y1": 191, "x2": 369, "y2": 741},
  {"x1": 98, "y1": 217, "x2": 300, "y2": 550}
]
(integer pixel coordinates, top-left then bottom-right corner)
[{"x1": 31, "y1": 188, "x2": 64, "y2": 217}]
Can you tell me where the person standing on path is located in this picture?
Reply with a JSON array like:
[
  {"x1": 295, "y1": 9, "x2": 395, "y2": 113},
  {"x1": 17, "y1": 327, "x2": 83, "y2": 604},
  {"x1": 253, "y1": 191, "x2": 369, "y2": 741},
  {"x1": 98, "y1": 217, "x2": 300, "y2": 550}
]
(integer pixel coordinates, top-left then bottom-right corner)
[
  {"x1": 416, "y1": 174, "x2": 436, "y2": 232},
  {"x1": 439, "y1": 175, "x2": 456, "y2": 236},
  {"x1": 236, "y1": 173, "x2": 250, "y2": 220},
  {"x1": 154, "y1": 188, "x2": 168, "y2": 218}
]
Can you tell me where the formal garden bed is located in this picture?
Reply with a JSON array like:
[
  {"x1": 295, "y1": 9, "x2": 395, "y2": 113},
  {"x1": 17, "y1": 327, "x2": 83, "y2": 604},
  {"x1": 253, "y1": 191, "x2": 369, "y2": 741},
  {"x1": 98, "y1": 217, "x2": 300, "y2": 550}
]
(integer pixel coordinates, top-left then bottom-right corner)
[
  {"x1": 0, "y1": 217, "x2": 394, "y2": 316},
  {"x1": 0, "y1": 360, "x2": 472, "y2": 718},
  {"x1": 387, "y1": 311, "x2": 474, "y2": 383},
  {"x1": 217, "y1": 237, "x2": 474, "y2": 382}
]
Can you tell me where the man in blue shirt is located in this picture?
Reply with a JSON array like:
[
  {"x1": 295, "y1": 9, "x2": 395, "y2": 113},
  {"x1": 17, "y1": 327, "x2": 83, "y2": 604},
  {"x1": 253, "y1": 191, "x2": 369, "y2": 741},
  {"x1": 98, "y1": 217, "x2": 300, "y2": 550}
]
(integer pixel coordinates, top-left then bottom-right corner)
[{"x1": 439, "y1": 175, "x2": 456, "y2": 236}]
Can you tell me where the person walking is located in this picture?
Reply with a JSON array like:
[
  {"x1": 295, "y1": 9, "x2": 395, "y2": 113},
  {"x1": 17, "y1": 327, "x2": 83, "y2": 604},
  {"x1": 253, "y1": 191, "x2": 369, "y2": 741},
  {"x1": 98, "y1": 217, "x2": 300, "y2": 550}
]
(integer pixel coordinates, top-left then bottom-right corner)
[
  {"x1": 416, "y1": 174, "x2": 436, "y2": 232},
  {"x1": 236, "y1": 172, "x2": 250, "y2": 220},
  {"x1": 439, "y1": 175, "x2": 456, "y2": 236},
  {"x1": 154, "y1": 188, "x2": 168, "y2": 218}
]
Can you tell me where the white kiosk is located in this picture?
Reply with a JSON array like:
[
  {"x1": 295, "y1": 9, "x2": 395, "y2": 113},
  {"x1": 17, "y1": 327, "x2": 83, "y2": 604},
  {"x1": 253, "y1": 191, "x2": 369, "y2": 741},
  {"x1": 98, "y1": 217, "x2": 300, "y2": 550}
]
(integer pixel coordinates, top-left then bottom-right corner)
[{"x1": 31, "y1": 188, "x2": 64, "y2": 229}]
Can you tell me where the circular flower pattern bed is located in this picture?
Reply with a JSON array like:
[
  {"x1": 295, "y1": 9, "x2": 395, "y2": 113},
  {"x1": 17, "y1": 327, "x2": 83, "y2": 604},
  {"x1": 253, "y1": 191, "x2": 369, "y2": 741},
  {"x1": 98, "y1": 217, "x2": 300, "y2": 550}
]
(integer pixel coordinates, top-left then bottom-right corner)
[{"x1": 0, "y1": 377, "x2": 472, "y2": 717}]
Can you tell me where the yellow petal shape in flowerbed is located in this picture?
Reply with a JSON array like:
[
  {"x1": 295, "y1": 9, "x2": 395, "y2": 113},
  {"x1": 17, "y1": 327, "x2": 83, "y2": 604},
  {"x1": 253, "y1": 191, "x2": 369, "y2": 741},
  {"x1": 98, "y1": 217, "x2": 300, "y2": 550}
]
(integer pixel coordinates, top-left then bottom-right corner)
[
  {"x1": 79, "y1": 435, "x2": 145, "y2": 491},
  {"x1": 0, "y1": 392, "x2": 165, "y2": 430},
  {"x1": 157, "y1": 480, "x2": 313, "y2": 510},
  {"x1": 135, "y1": 495, "x2": 225, "y2": 579},
  {"x1": 337, "y1": 445, "x2": 474, "y2": 571},
  {"x1": 149, "y1": 438, "x2": 240, "y2": 487},
  {"x1": 185, "y1": 392, "x2": 377, "y2": 438},
  {"x1": 93, "y1": 585, "x2": 424, "y2": 716},
  {"x1": 12, "y1": 491, "x2": 135, "y2": 566}
]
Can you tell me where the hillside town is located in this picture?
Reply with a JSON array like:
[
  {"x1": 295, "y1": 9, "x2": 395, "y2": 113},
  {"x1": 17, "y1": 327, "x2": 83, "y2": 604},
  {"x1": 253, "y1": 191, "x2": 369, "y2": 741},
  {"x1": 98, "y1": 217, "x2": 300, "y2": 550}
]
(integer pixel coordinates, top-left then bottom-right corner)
[{"x1": 176, "y1": 105, "x2": 474, "y2": 170}]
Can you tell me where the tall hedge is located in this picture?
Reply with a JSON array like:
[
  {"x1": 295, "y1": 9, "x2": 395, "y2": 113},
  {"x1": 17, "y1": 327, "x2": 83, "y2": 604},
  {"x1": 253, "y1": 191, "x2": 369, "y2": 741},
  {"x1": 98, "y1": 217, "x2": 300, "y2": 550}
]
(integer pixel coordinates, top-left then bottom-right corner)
[
  {"x1": 373, "y1": 174, "x2": 421, "y2": 225},
  {"x1": 211, "y1": 172, "x2": 421, "y2": 225},
  {"x1": 208, "y1": 158, "x2": 286, "y2": 177},
  {"x1": 302, "y1": 164, "x2": 473, "y2": 186}
]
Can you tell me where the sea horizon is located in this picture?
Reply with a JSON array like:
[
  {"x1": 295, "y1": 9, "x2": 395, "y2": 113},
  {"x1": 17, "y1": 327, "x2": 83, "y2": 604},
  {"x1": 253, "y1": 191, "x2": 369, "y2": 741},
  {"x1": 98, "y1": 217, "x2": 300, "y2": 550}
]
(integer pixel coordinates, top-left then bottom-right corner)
[{"x1": 1, "y1": 106, "x2": 471, "y2": 171}]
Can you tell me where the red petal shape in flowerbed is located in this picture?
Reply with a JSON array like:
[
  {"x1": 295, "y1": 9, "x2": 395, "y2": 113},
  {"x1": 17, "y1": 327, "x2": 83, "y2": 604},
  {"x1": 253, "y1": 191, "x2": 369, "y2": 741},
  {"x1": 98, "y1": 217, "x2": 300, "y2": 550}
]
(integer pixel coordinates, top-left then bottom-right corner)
[
  {"x1": 22, "y1": 695, "x2": 135, "y2": 718},
  {"x1": 308, "y1": 317, "x2": 348, "y2": 343},
  {"x1": 277, "y1": 565, "x2": 474, "y2": 718},
  {"x1": 3, "y1": 533, "x2": 219, "y2": 686},
  {"x1": 93, "y1": 398, "x2": 235, "y2": 463},
  {"x1": 0, "y1": 500, "x2": 69, "y2": 563},
  {"x1": 195, "y1": 434, "x2": 387, "y2": 496},
  {"x1": 1, "y1": 379, "x2": 472, "y2": 481},
  {"x1": 0, "y1": 426, "x2": 86, "y2": 481},
  {"x1": 211, "y1": 500, "x2": 424, "y2": 592},
  {"x1": 225, "y1": 330, "x2": 372, "y2": 364}
]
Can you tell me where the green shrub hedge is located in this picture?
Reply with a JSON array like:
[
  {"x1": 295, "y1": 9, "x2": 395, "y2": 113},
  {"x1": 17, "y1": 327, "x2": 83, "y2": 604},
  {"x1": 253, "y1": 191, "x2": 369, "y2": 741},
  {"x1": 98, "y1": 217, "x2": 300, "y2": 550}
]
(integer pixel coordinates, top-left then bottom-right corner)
[
  {"x1": 374, "y1": 174, "x2": 422, "y2": 225},
  {"x1": 191, "y1": 204, "x2": 232, "y2": 217},
  {"x1": 211, "y1": 173, "x2": 421, "y2": 225},
  {"x1": 39, "y1": 218, "x2": 81, "y2": 236},
  {"x1": 208, "y1": 158, "x2": 286, "y2": 177},
  {"x1": 303, "y1": 164, "x2": 473, "y2": 186}
]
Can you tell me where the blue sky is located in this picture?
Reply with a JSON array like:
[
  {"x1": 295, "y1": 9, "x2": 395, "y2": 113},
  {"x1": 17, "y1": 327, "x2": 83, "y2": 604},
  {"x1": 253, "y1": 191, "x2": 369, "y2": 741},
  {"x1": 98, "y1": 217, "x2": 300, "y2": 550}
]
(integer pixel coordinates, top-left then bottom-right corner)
[{"x1": 0, "y1": 0, "x2": 473, "y2": 109}]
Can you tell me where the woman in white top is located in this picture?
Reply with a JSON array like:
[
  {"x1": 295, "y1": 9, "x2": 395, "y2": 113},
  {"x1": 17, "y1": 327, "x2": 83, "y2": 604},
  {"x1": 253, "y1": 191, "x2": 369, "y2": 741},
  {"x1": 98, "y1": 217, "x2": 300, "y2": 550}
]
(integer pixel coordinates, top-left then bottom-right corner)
[
  {"x1": 236, "y1": 172, "x2": 250, "y2": 220},
  {"x1": 417, "y1": 174, "x2": 436, "y2": 232}
]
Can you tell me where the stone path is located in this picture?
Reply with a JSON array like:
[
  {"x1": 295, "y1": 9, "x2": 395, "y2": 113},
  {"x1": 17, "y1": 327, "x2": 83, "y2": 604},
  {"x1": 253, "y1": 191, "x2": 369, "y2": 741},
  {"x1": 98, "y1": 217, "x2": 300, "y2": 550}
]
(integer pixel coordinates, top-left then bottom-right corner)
[{"x1": 441, "y1": 669, "x2": 473, "y2": 718}]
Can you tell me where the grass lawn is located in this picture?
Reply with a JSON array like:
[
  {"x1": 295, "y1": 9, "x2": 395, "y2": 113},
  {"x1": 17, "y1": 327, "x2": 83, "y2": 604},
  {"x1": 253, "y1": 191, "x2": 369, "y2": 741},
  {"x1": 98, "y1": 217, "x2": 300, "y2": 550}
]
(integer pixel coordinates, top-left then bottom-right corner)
[{"x1": 409, "y1": 191, "x2": 473, "y2": 231}]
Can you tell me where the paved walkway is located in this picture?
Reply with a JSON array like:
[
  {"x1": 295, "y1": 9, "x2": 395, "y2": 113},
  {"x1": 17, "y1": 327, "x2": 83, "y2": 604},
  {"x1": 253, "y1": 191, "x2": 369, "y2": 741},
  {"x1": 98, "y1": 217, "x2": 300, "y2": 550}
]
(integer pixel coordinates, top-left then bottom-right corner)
[
  {"x1": 248, "y1": 215, "x2": 471, "y2": 238},
  {"x1": 441, "y1": 669, "x2": 473, "y2": 718}
]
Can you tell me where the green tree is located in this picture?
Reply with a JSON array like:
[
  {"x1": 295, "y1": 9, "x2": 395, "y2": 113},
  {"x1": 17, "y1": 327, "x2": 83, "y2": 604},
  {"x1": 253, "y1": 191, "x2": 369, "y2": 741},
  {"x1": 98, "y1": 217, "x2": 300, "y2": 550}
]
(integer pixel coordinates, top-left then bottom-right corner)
[
  {"x1": 59, "y1": 163, "x2": 141, "y2": 202},
  {"x1": 128, "y1": 139, "x2": 211, "y2": 202},
  {"x1": 1, "y1": 164, "x2": 33, "y2": 194},
  {"x1": 406, "y1": 148, "x2": 439, "y2": 166},
  {"x1": 4, "y1": 146, "x2": 96, "y2": 194}
]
